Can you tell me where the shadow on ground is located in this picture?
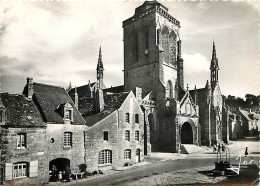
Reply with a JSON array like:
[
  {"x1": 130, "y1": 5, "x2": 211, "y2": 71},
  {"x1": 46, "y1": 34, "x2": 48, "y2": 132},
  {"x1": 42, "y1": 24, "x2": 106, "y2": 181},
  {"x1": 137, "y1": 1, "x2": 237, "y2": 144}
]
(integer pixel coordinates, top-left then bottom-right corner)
[{"x1": 195, "y1": 164, "x2": 259, "y2": 185}]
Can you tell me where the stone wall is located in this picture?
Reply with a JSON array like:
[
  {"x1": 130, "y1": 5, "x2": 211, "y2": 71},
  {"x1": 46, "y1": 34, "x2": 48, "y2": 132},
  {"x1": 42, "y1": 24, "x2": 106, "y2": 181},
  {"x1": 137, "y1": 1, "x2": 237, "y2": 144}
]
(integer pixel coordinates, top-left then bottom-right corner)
[
  {"x1": 85, "y1": 92, "x2": 144, "y2": 172},
  {"x1": 46, "y1": 123, "x2": 86, "y2": 173},
  {"x1": 1, "y1": 127, "x2": 48, "y2": 184}
]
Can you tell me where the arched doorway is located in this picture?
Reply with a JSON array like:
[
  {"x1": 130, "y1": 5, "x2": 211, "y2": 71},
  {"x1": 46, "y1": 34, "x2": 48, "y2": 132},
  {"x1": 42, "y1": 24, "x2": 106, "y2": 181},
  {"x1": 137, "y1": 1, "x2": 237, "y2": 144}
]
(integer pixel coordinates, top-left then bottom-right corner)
[
  {"x1": 148, "y1": 114, "x2": 154, "y2": 143},
  {"x1": 49, "y1": 158, "x2": 70, "y2": 182},
  {"x1": 181, "y1": 122, "x2": 193, "y2": 144},
  {"x1": 136, "y1": 149, "x2": 140, "y2": 163}
]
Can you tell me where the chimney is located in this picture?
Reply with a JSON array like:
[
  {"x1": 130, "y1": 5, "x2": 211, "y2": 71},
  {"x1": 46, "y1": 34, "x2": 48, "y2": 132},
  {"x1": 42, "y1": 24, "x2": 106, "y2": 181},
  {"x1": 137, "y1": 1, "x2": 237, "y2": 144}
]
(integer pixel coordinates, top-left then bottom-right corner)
[
  {"x1": 93, "y1": 89, "x2": 104, "y2": 113},
  {"x1": 27, "y1": 77, "x2": 34, "y2": 100},
  {"x1": 74, "y1": 87, "x2": 78, "y2": 109},
  {"x1": 135, "y1": 87, "x2": 142, "y2": 103}
]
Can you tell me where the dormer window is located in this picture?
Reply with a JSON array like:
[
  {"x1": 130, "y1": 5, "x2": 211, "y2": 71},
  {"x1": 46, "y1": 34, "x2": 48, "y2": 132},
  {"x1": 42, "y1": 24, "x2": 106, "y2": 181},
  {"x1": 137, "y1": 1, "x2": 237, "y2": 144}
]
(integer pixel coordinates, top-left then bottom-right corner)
[
  {"x1": 63, "y1": 103, "x2": 73, "y2": 122},
  {"x1": 65, "y1": 109, "x2": 72, "y2": 120}
]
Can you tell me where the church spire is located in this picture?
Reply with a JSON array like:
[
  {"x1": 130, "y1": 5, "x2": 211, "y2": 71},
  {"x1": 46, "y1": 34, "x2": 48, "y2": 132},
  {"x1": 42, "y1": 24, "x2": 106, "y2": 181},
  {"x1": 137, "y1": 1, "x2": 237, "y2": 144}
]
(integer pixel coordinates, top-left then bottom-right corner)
[
  {"x1": 210, "y1": 41, "x2": 219, "y2": 89},
  {"x1": 96, "y1": 46, "x2": 105, "y2": 89}
]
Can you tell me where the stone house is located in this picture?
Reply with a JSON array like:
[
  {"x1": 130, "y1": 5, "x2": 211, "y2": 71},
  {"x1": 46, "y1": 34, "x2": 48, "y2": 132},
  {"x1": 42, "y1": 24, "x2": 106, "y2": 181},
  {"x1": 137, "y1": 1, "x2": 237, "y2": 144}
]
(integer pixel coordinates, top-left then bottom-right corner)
[
  {"x1": 76, "y1": 88, "x2": 145, "y2": 172},
  {"x1": 239, "y1": 109, "x2": 259, "y2": 137},
  {"x1": 0, "y1": 92, "x2": 48, "y2": 185},
  {"x1": 23, "y1": 78, "x2": 87, "y2": 182},
  {"x1": 227, "y1": 112, "x2": 243, "y2": 140}
]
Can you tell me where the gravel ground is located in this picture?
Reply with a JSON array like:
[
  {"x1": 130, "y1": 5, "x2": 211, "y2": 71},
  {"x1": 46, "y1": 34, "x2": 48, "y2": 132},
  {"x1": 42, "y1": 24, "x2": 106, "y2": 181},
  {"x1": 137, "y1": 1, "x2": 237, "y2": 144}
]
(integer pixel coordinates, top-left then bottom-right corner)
[{"x1": 126, "y1": 164, "x2": 259, "y2": 185}]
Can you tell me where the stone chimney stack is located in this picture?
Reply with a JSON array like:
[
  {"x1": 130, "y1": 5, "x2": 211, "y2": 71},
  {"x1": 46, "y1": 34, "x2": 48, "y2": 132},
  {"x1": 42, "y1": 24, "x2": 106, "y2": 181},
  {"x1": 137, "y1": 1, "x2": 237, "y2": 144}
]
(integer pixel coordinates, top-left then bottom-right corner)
[
  {"x1": 74, "y1": 87, "x2": 78, "y2": 109},
  {"x1": 27, "y1": 77, "x2": 34, "y2": 100},
  {"x1": 93, "y1": 88, "x2": 104, "y2": 113},
  {"x1": 135, "y1": 87, "x2": 142, "y2": 104}
]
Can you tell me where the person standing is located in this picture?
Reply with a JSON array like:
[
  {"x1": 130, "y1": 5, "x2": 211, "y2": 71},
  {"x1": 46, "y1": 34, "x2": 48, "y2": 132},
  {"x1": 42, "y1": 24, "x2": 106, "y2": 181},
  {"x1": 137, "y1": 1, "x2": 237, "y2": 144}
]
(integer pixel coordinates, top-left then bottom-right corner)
[{"x1": 245, "y1": 147, "x2": 248, "y2": 157}]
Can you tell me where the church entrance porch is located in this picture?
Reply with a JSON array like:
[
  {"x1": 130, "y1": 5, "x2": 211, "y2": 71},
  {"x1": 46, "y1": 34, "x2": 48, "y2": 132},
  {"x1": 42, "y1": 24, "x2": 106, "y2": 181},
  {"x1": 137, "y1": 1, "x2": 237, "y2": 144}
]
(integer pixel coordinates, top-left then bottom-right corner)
[
  {"x1": 181, "y1": 122, "x2": 193, "y2": 144},
  {"x1": 49, "y1": 158, "x2": 70, "y2": 182}
]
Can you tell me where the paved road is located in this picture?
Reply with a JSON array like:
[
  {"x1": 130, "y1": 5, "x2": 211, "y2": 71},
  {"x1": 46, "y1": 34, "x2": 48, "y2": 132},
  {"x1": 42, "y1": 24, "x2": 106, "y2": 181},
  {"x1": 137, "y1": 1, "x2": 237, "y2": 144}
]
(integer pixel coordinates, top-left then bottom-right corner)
[
  {"x1": 68, "y1": 157, "x2": 224, "y2": 185},
  {"x1": 68, "y1": 155, "x2": 259, "y2": 186}
]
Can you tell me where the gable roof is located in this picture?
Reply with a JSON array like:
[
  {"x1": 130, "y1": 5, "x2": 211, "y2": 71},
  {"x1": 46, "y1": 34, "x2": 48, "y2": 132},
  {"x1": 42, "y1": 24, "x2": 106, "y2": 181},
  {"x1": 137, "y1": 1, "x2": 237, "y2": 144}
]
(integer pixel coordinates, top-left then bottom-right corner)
[
  {"x1": 189, "y1": 87, "x2": 208, "y2": 102},
  {"x1": 79, "y1": 92, "x2": 129, "y2": 127},
  {"x1": 69, "y1": 82, "x2": 96, "y2": 99},
  {"x1": 0, "y1": 93, "x2": 45, "y2": 127},
  {"x1": 32, "y1": 83, "x2": 85, "y2": 124},
  {"x1": 239, "y1": 110, "x2": 252, "y2": 121}
]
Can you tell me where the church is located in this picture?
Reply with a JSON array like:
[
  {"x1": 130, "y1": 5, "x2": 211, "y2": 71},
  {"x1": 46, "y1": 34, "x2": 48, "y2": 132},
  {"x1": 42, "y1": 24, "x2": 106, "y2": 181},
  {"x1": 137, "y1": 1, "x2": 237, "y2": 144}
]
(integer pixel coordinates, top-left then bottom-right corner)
[
  {"x1": 0, "y1": 1, "x2": 232, "y2": 184},
  {"x1": 69, "y1": 0, "x2": 226, "y2": 153}
]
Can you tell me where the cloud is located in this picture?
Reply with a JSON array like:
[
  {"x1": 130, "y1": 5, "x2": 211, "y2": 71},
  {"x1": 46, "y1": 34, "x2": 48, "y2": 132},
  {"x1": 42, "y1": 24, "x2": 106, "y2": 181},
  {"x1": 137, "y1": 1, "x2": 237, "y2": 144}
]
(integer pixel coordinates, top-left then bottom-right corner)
[
  {"x1": 0, "y1": 1, "x2": 258, "y2": 98},
  {"x1": 183, "y1": 53, "x2": 210, "y2": 75}
]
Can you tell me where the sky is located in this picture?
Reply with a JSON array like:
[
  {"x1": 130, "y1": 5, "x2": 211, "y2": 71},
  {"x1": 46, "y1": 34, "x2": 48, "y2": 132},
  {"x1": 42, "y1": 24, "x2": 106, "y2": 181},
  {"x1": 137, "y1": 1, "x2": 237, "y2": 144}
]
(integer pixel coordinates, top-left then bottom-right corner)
[{"x1": 0, "y1": 0, "x2": 259, "y2": 98}]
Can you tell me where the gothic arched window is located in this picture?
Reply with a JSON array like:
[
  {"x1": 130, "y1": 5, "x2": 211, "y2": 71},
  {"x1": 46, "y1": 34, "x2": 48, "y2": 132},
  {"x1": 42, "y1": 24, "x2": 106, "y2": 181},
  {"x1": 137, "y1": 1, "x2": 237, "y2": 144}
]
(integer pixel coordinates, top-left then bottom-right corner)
[
  {"x1": 169, "y1": 31, "x2": 177, "y2": 65},
  {"x1": 166, "y1": 80, "x2": 173, "y2": 98},
  {"x1": 132, "y1": 32, "x2": 139, "y2": 62},
  {"x1": 161, "y1": 26, "x2": 169, "y2": 63}
]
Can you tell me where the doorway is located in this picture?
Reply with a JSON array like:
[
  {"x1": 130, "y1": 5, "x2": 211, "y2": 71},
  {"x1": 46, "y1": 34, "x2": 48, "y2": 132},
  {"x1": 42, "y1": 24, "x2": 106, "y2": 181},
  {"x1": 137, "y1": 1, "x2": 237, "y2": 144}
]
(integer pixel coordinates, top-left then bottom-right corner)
[
  {"x1": 181, "y1": 122, "x2": 193, "y2": 144},
  {"x1": 135, "y1": 149, "x2": 140, "y2": 163},
  {"x1": 49, "y1": 158, "x2": 70, "y2": 182}
]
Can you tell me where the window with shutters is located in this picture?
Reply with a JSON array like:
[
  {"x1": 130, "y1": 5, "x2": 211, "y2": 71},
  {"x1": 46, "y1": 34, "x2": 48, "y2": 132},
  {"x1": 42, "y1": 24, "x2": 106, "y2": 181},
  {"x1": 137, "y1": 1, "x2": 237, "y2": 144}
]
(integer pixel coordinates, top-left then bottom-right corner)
[
  {"x1": 125, "y1": 113, "x2": 130, "y2": 123},
  {"x1": 64, "y1": 132, "x2": 72, "y2": 147},
  {"x1": 98, "y1": 150, "x2": 112, "y2": 165},
  {"x1": 17, "y1": 133, "x2": 26, "y2": 149},
  {"x1": 135, "y1": 130, "x2": 139, "y2": 141},
  {"x1": 13, "y1": 162, "x2": 28, "y2": 179},
  {"x1": 125, "y1": 130, "x2": 130, "y2": 141},
  {"x1": 124, "y1": 149, "x2": 131, "y2": 159}
]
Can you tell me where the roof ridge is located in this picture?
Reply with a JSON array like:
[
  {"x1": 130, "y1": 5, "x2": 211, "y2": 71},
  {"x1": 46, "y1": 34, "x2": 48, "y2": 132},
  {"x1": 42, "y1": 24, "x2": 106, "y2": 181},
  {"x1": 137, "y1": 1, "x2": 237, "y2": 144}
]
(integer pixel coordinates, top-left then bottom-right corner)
[{"x1": 34, "y1": 82, "x2": 64, "y2": 89}]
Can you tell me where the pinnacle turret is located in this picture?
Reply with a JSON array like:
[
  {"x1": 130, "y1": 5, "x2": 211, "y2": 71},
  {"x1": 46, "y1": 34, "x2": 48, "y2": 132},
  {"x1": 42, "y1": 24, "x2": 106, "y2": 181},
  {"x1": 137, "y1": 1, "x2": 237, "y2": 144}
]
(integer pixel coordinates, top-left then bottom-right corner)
[
  {"x1": 210, "y1": 41, "x2": 220, "y2": 89},
  {"x1": 96, "y1": 46, "x2": 105, "y2": 89}
]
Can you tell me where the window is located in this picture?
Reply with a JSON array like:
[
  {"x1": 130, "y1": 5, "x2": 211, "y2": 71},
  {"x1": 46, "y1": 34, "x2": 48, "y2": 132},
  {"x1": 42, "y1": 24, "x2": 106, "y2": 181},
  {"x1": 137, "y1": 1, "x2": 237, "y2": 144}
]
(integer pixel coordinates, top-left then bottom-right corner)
[
  {"x1": 104, "y1": 131, "x2": 108, "y2": 141},
  {"x1": 13, "y1": 162, "x2": 28, "y2": 178},
  {"x1": 157, "y1": 29, "x2": 160, "y2": 45},
  {"x1": 134, "y1": 34, "x2": 138, "y2": 61},
  {"x1": 166, "y1": 80, "x2": 173, "y2": 98},
  {"x1": 63, "y1": 102, "x2": 73, "y2": 121},
  {"x1": 135, "y1": 131, "x2": 139, "y2": 141},
  {"x1": 65, "y1": 109, "x2": 72, "y2": 120},
  {"x1": 17, "y1": 133, "x2": 26, "y2": 149},
  {"x1": 124, "y1": 149, "x2": 131, "y2": 159},
  {"x1": 125, "y1": 130, "x2": 130, "y2": 141},
  {"x1": 135, "y1": 114, "x2": 139, "y2": 124},
  {"x1": 145, "y1": 31, "x2": 149, "y2": 50},
  {"x1": 98, "y1": 150, "x2": 112, "y2": 165},
  {"x1": 64, "y1": 132, "x2": 72, "y2": 147},
  {"x1": 125, "y1": 113, "x2": 130, "y2": 123}
]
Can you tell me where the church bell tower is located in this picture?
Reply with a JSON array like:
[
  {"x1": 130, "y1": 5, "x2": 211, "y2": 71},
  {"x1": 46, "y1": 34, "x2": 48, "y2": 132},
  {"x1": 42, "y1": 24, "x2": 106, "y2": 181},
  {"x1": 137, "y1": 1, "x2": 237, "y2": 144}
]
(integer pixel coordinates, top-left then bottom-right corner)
[{"x1": 123, "y1": 0, "x2": 184, "y2": 97}]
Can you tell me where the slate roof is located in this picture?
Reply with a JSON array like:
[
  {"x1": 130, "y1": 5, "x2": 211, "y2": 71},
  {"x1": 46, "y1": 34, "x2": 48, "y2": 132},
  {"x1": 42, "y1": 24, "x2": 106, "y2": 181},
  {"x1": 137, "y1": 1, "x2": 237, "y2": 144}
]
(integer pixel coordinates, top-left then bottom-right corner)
[
  {"x1": 0, "y1": 93, "x2": 45, "y2": 127},
  {"x1": 79, "y1": 92, "x2": 129, "y2": 127},
  {"x1": 69, "y1": 82, "x2": 96, "y2": 99},
  {"x1": 189, "y1": 87, "x2": 208, "y2": 103},
  {"x1": 32, "y1": 83, "x2": 85, "y2": 124},
  {"x1": 103, "y1": 85, "x2": 124, "y2": 94}
]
